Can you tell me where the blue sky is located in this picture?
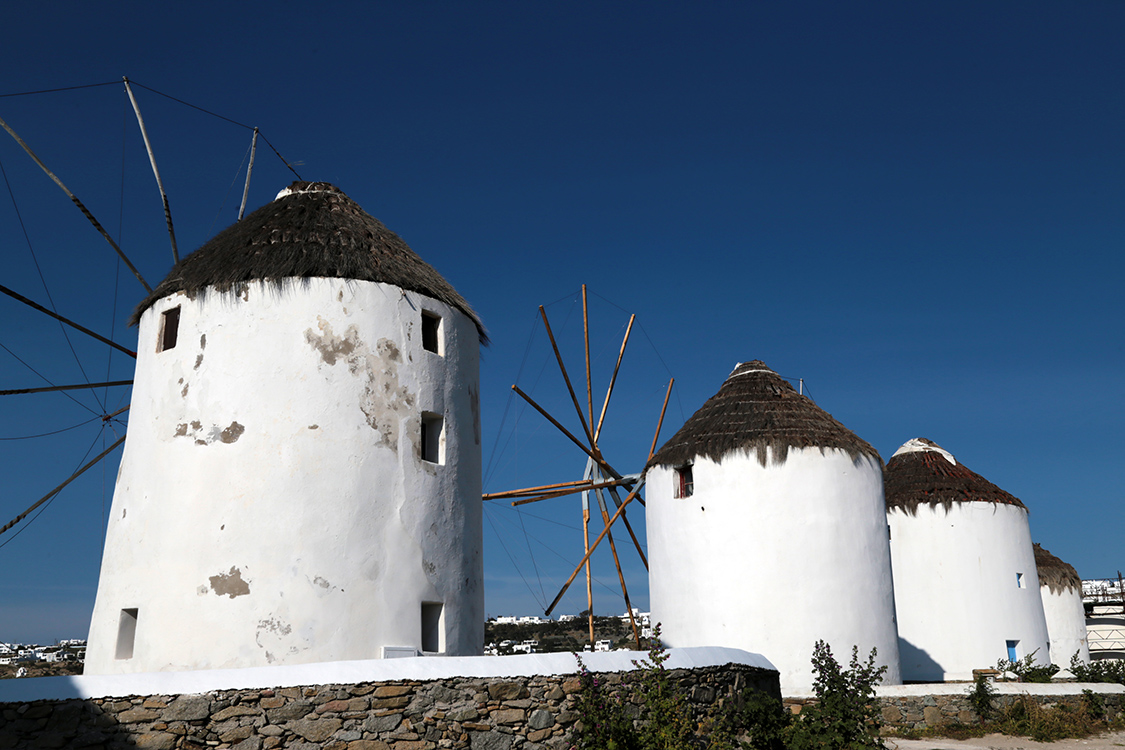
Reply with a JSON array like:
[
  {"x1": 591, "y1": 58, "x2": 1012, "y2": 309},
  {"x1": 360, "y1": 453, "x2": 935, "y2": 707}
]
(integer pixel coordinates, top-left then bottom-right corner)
[{"x1": 0, "y1": 2, "x2": 1122, "y2": 644}]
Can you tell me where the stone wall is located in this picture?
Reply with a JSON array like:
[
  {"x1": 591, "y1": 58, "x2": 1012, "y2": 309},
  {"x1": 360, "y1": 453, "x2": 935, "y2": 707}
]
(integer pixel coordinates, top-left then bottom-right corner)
[{"x1": 0, "y1": 663, "x2": 779, "y2": 750}]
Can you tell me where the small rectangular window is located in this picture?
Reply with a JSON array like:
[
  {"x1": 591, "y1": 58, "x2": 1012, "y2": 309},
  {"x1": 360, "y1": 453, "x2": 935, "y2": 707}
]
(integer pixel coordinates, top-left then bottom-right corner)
[
  {"x1": 674, "y1": 465, "x2": 694, "y2": 498},
  {"x1": 1006, "y1": 640, "x2": 1019, "y2": 662},
  {"x1": 421, "y1": 311, "x2": 442, "y2": 355},
  {"x1": 421, "y1": 412, "x2": 444, "y2": 464},
  {"x1": 159, "y1": 307, "x2": 180, "y2": 352},
  {"x1": 421, "y1": 602, "x2": 444, "y2": 653},
  {"x1": 1016, "y1": 572, "x2": 1025, "y2": 589},
  {"x1": 115, "y1": 608, "x2": 138, "y2": 660}
]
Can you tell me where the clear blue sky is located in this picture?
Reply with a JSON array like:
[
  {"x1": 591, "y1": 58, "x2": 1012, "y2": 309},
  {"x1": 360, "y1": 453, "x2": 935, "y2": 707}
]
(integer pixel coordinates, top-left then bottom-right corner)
[{"x1": 0, "y1": 2, "x2": 1121, "y2": 644}]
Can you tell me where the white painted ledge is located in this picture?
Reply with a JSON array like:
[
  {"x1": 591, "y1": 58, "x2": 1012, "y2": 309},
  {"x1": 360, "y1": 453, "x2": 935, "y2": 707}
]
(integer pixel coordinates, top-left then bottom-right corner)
[{"x1": 0, "y1": 647, "x2": 776, "y2": 703}]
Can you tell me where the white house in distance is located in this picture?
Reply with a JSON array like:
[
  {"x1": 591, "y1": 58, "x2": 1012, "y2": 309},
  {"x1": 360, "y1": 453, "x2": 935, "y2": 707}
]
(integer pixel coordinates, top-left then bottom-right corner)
[
  {"x1": 886, "y1": 438, "x2": 1049, "y2": 681},
  {"x1": 645, "y1": 361, "x2": 901, "y2": 691},
  {"x1": 1034, "y1": 543, "x2": 1090, "y2": 666},
  {"x1": 86, "y1": 182, "x2": 486, "y2": 674}
]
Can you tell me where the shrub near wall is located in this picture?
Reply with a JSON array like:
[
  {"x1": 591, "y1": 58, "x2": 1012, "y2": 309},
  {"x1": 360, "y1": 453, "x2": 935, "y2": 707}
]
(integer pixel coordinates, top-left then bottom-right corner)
[{"x1": 0, "y1": 663, "x2": 780, "y2": 750}]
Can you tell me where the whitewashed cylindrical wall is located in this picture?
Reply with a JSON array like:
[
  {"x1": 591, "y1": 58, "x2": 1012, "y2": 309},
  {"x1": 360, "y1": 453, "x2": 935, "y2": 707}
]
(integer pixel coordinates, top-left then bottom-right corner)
[
  {"x1": 86, "y1": 277, "x2": 483, "y2": 673},
  {"x1": 1041, "y1": 586, "x2": 1090, "y2": 667},
  {"x1": 648, "y1": 447, "x2": 901, "y2": 692},
  {"x1": 889, "y1": 502, "x2": 1049, "y2": 681}
]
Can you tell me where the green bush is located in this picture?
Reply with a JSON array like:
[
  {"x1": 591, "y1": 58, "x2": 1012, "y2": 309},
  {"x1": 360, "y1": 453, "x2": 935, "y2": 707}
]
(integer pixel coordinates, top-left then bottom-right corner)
[
  {"x1": 784, "y1": 641, "x2": 887, "y2": 750},
  {"x1": 1069, "y1": 653, "x2": 1125, "y2": 685},
  {"x1": 968, "y1": 674, "x2": 997, "y2": 721},
  {"x1": 995, "y1": 649, "x2": 1058, "y2": 683}
]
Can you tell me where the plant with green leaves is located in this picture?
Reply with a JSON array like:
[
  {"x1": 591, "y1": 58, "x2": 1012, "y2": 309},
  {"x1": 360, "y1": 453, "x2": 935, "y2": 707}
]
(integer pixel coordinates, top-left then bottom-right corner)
[
  {"x1": 967, "y1": 673, "x2": 997, "y2": 721},
  {"x1": 1069, "y1": 653, "x2": 1125, "y2": 685},
  {"x1": 572, "y1": 653, "x2": 638, "y2": 750},
  {"x1": 785, "y1": 641, "x2": 887, "y2": 750},
  {"x1": 995, "y1": 649, "x2": 1058, "y2": 683}
]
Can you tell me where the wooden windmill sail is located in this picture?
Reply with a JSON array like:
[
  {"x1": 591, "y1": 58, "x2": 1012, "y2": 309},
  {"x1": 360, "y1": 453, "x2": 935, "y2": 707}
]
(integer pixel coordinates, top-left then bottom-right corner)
[
  {"x1": 0, "y1": 79, "x2": 281, "y2": 540},
  {"x1": 483, "y1": 285, "x2": 672, "y2": 648}
]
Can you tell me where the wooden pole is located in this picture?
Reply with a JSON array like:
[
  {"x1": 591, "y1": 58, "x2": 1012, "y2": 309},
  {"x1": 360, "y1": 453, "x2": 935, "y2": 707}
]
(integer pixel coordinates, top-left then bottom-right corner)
[
  {"x1": 538, "y1": 306, "x2": 594, "y2": 445},
  {"x1": 583, "y1": 285, "x2": 594, "y2": 439},
  {"x1": 238, "y1": 128, "x2": 259, "y2": 221},
  {"x1": 594, "y1": 314, "x2": 634, "y2": 444},
  {"x1": 606, "y1": 483, "x2": 649, "y2": 570},
  {"x1": 546, "y1": 475, "x2": 645, "y2": 616},
  {"x1": 483, "y1": 479, "x2": 594, "y2": 500},
  {"x1": 0, "y1": 283, "x2": 136, "y2": 357},
  {"x1": 507, "y1": 479, "x2": 632, "y2": 507},
  {"x1": 0, "y1": 435, "x2": 126, "y2": 536},
  {"x1": 0, "y1": 114, "x2": 152, "y2": 293},
  {"x1": 584, "y1": 505, "x2": 594, "y2": 643},
  {"x1": 596, "y1": 489, "x2": 642, "y2": 648},
  {"x1": 123, "y1": 77, "x2": 178, "y2": 264},
  {"x1": 1, "y1": 380, "x2": 132, "y2": 397},
  {"x1": 511, "y1": 385, "x2": 622, "y2": 480},
  {"x1": 648, "y1": 378, "x2": 675, "y2": 461}
]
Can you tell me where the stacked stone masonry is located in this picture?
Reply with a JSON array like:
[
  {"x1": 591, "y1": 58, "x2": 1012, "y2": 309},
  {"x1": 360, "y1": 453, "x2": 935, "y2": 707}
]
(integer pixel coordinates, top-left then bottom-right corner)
[{"x1": 0, "y1": 664, "x2": 779, "y2": 750}]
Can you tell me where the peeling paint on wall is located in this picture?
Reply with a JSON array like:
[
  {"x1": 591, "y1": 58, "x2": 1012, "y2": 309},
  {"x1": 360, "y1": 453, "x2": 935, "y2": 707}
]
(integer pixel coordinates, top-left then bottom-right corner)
[
  {"x1": 208, "y1": 566, "x2": 250, "y2": 598},
  {"x1": 174, "y1": 421, "x2": 245, "y2": 445},
  {"x1": 304, "y1": 318, "x2": 417, "y2": 453},
  {"x1": 220, "y1": 422, "x2": 245, "y2": 443}
]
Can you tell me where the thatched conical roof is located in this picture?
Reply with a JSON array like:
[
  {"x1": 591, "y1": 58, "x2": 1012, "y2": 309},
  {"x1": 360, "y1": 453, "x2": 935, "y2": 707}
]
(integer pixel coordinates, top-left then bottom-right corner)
[
  {"x1": 1034, "y1": 543, "x2": 1082, "y2": 595},
  {"x1": 884, "y1": 438, "x2": 1027, "y2": 515},
  {"x1": 647, "y1": 361, "x2": 881, "y2": 469},
  {"x1": 132, "y1": 181, "x2": 487, "y2": 343}
]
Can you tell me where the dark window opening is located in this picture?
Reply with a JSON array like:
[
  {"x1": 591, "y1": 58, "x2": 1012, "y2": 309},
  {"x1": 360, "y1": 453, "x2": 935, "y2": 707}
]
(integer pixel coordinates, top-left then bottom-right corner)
[
  {"x1": 115, "y1": 608, "x2": 138, "y2": 660},
  {"x1": 674, "y1": 465, "x2": 694, "y2": 498},
  {"x1": 421, "y1": 412, "x2": 443, "y2": 464},
  {"x1": 422, "y1": 311, "x2": 441, "y2": 354},
  {"x1": 422, "y1": 602, "x2": 443, "y2": 653},
  {"x1": 159, "y1": 307, "x2": 180, "y2": 352}
]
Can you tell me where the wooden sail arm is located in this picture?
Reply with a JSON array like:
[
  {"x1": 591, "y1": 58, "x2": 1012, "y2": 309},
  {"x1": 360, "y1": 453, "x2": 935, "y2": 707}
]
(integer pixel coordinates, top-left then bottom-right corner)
[
  {"x1": 544, "y1": 472, "x2": 645, "y2": 616},
  {"x1": 0, "y1": 283, "x2": 136, "y2": 358},
  {"x1": 594, "y1": 314, "x2": 634, "y2": 444},
  {"x1": 123, "y1": 77, "x2": 178, "y2": 264},
  {"x1": 483, "y1": 479, "x2": 595, "y2": 501},
  {"x1": 238, "y1": 128, "x2": 260, "y2": 221},
  {"x1": 0, "y1": 114, "x2": 152, "y2": 293},
  {"x1": 538, "y1": 305, "x2": 594, "y2": 445},
  {"x1": 605, "y1": 483, "x2": 649, "y2": 571},
  {"x1": 483, "y1": 477, "x2": 633, "y2": 502},
  {"x1": 508, "y1": 478, "x2": 634, "y2": 507},
  {"x1": 648, "y1": 377, "x2": 674, "y2": 461},
  {"x1": 0, "y1": 435, "x2": 126, "y2": 536},
  {"x1": 0, "y1": 380, "x2": 133, "y2": 396},
  {"x1": 597, "y1": 500, "x2": 642, "y2": 649},
  {"x1": 511, "y1": 385, "x2": 622, "y2": 481}
]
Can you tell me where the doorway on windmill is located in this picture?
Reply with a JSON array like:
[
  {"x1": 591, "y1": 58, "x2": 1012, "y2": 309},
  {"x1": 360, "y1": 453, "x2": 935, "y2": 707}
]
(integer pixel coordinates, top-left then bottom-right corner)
[
  {"x1": 421, "y1": 602, "x2": 444, "y2": 653},
  {"x1": 159, "y1": 307, "x2": 180, "y2": 352},
  {"x1": 115, "y1": 608, "x2": 138, "y2": 660},
  {"x1": 1006, "y1": 640, "x2": 1019, "y2": 662}
]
